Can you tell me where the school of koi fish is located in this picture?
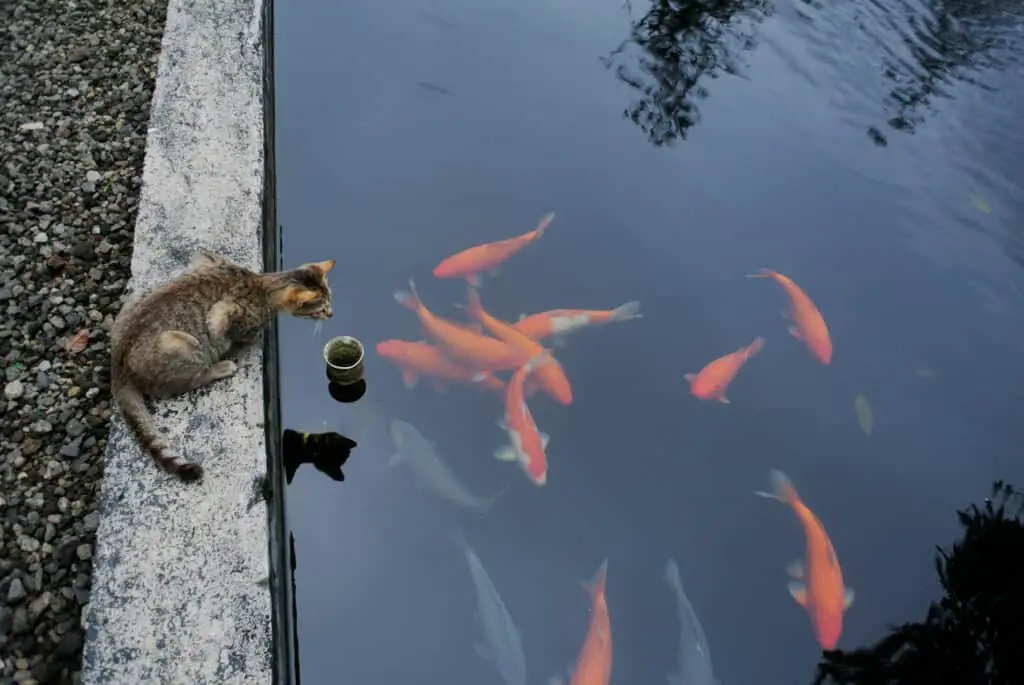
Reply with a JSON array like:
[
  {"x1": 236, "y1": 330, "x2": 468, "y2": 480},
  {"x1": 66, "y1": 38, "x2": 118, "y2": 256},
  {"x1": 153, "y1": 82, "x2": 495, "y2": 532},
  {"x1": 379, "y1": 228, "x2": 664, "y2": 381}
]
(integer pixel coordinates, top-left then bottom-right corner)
[{"x1": 374, "y1": 212, "x2": 852, "y2": 683}]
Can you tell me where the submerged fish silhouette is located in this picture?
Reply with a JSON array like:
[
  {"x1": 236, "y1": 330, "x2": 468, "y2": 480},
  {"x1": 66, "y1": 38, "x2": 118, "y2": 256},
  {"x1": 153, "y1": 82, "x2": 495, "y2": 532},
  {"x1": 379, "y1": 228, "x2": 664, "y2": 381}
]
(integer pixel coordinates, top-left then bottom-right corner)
[
  {"x1": 389, "y1": 420, "x2": 503, "y2": 512},
  {"x1": 451, "y1": 530, "x2": 527, "y2": 685},
  {"x1": 664, "y1": 559, "x2": 717, "y2": 685}
]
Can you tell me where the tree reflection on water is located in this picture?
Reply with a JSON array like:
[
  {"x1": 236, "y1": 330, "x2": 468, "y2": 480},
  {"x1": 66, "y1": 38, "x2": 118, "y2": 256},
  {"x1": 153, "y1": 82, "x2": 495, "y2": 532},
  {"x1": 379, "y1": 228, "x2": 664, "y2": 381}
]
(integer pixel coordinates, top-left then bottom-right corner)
[
  {"x1": 605, "y1": 0, "x2": 1024, "y2": 148},
  {"x1": 602, "y1": 0, "x2": 773, "y2": 146},
  {"x1": 863, "y1": 0, "x2": 1023, "y2": 145},
  {"x1": 813, "y1": 481, "x2": 1024, "y2": 685}
]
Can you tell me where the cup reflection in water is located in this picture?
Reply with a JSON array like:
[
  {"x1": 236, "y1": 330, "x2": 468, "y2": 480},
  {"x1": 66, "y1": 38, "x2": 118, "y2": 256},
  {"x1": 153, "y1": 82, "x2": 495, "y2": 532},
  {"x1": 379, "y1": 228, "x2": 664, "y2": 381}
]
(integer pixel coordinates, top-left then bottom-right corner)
[{"x1": 323, "y1": 336, "x2": 365, "y2": 386}]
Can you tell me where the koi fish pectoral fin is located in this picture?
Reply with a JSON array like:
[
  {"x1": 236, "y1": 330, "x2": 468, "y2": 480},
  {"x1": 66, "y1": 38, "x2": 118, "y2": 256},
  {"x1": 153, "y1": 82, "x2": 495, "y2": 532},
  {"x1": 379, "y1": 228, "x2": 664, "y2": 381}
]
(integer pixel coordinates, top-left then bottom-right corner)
[
  {"x1": 401, "y1": 370, "x2": 419, "y2": 389},
  {"x1": 717, "y1": 395, "x2": 731, "y2": 404},
  {"x1": 684, "y1": 373, "x2": 697, "y2": 384},
  {"x1": 844, "y1": 587, "x2": 856, "y2": 609},
  {"x1": 788, "y1": 325, "x2": 803, "y2": 341},
  {"x1": 474, "y1": 642, "x2": 491, "y2": 661},
  {"x1": 786, "y1": 560, "x2": 805, "y2": 578},
  {"x1": 494, "y1": 445, "x2": 518, "y2": 462},
  {"x1": 788, "y1": 581, "x2": 808, "y2": 606},
  {"x1": 388, "y1": 451, "x2": 403, "y2": 467},
  {"x1": 539, "y1": 432, "x2": 550, "y2": 448}
]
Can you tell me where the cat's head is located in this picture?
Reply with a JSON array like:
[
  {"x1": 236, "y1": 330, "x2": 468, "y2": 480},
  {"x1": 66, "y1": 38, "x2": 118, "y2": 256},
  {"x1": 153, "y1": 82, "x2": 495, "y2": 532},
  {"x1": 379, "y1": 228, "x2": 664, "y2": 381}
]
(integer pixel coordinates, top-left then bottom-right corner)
[{"x1": 277, "y1": 259, "x2": 335, "y2": 319}]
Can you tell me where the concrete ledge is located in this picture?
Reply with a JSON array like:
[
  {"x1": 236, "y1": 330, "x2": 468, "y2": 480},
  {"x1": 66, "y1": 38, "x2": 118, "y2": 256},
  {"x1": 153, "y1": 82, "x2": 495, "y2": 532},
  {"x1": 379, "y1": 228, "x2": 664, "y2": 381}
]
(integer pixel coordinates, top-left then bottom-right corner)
[{"x1": 81, "y1": 0, "x2": 274, "y2": 682}]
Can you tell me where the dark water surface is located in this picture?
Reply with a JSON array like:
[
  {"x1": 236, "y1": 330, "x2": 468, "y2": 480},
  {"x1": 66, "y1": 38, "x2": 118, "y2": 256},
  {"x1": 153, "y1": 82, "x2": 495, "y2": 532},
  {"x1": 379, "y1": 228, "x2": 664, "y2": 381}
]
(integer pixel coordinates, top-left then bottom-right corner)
[{"x1": 273, "y1": 0, "x2": 1024, "y2": 682}]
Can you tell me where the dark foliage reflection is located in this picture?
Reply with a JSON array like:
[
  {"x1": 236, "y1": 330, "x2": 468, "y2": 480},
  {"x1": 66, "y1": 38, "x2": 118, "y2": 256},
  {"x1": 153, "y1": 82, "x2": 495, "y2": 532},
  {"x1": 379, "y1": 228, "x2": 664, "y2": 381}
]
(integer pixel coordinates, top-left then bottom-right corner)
[
  {"x1": 859, "y1": 0, "x2": 1022, "y2": 145},
  {"x1": 603, "y1": 0, "x2": 773, "y2": 146},
  {"x1": 813, "y1": 481, "x2": 1024, "y2": 685}
]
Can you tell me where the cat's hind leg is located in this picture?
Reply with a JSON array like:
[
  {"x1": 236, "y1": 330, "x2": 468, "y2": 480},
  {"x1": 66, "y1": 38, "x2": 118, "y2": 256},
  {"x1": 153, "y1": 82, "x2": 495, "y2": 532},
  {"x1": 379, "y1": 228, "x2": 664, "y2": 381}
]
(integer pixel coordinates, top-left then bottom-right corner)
[{"x1": 146, "y1": 330, "x2": 238, "y2": 398}]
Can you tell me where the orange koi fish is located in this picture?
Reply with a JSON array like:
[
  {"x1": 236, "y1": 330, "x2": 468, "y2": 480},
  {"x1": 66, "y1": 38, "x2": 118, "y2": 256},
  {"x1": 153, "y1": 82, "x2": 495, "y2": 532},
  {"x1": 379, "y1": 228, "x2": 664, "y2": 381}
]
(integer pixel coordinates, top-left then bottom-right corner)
[
  {"x1": 394, "y1": 280, "x2": 529, "y2": 372},
  {"x1": 461, "y1": 287, "x2": 573, "y2": 405},
  {"x1": 375, "y1": 339, "x2": 506, "y2": 393},
  {"x1": 747, "y1": 269, "x2": 832, "y2": 365},
  {"x1": 513, "y1": 301, "x2": 642, "y2": 344},
  {"x1": 755, "y1": 469, "x2": 854, "y2": 650},
  {"x1": 494, "y1": 353, "x2": 552, "y2": 486},
  {"x1": 567, "y1": 560, "x2": 613, "y2": 685},
  {"x1": 433, "y1": 212, "x2": 555, "y2": 287},
  {"x1": 685, "y1": 337, "x2": 765, "y2": 404}
]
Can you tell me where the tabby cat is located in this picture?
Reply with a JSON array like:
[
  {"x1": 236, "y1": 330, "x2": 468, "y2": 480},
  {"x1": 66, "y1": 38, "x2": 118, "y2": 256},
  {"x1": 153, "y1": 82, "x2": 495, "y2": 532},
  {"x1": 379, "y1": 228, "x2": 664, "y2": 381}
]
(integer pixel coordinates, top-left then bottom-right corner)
[{"x1": 110, "y1": 250, "x2": 335, "y2": 482}]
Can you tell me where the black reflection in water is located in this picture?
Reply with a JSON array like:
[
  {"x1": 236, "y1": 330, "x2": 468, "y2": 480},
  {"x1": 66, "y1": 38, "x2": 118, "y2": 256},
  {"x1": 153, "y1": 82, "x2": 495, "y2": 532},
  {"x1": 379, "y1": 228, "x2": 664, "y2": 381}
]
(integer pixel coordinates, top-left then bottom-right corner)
[
  {"x1": 328, "y1": 379, "x2": 367, "y2": 404},
  {"x1": 869, "y1": 0, "x2": 1021, "y2": 145},
  {"x1": 282, "y1": 428, "x2": 357, "y2": 484},
  {"x1": 603, "y1": 0, "x2": 772, "y2": 146},
  {"x1": 814, "y1": 481, "x2": 1024, "y2": 685},
  {"x1": 289, "y1": 532, "x2": 302, "y2": 685}
]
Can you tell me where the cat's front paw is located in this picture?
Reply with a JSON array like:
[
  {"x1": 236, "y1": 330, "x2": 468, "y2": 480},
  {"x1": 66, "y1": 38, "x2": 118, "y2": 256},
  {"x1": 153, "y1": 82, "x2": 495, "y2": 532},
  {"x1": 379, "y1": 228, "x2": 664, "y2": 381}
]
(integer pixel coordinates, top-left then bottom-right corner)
[{"x1": 209, "y1": 360, "x2": 238, "y2": 380}]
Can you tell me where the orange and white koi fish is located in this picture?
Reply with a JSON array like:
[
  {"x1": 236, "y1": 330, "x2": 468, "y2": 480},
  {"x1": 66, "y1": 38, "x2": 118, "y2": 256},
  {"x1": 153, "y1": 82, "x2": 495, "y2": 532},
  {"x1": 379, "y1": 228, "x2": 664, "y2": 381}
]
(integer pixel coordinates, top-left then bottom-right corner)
[
  {"x1": 513, "y1": 301, "x2": 642, "y2": 345},
  {"x1": 747, "y1": 269, "x2": 832, "y2": 365},
  {"x1": 565, "y1": 560, "x2": 613, "y2": 685},
  {"x1": 685, "y1": 337, "x2": 765, "y2": 404},
  {"x1": 495, "y1": 353, "x2": 552, "y2": 486},
  {"x1": 394, "y1": 280, "x2": 529, "y2": 372},
  {"x1": 461, "y1": 287, "x2": 573, "y2": 405},
  {"x1": 755, "y1": 469, "x2": 854, "y2": 650},
  {"x1": 375, "y1": 339, "x2": 506, "y2": 393},
  {"x1": 433, "y1": 212, "x2": 555, "y2": 287}
]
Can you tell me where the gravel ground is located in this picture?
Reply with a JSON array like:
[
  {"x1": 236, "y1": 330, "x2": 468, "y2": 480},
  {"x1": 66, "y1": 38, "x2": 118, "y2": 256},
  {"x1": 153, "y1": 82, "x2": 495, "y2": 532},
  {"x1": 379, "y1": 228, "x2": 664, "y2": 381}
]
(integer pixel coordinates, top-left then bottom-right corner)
[{"x1": 0, "y1": 0, "x2": 167, "y2": 682}]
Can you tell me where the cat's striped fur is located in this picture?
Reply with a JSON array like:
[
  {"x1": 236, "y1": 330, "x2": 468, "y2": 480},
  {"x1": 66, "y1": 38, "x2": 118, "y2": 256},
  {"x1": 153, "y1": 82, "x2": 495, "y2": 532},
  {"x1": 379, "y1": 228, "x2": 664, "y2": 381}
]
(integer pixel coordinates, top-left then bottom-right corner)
[{"x1": 110, "y1": 250, "x2": 335, "y2": 481}]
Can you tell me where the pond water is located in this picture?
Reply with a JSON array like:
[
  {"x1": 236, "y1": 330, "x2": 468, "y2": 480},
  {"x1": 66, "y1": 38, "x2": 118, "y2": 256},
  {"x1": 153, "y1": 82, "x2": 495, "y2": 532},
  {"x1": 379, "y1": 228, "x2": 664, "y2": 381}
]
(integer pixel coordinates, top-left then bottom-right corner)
[{"x1": 273, "y1": 0, "x2": 1024, "y2": 683}]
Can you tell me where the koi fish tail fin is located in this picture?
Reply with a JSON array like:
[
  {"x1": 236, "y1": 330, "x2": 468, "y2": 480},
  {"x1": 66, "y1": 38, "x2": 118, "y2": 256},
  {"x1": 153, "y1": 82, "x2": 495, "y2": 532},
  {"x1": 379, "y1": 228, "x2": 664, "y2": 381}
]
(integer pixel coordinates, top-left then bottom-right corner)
[
  {"x1": 533, "y1": 211, "x2": 556, "y2": 238},
  {"x1": 745, "y1": 268, "x2": 774, "y2": 279},
  {"x1": 663, "y1": 559, "x2": 680, "y2": 589},
  {"x1": 448, "y1": 527, "x2": 470, "y2": 553},
  {"x1": 610, "y1": 300, "x2": 642, "y2": 322},
  {"x1": 746, "y1": 337, "x2": 767, "y2": 358},
  {"x1": 393, "y1": 278, "x2": 422, "y2": 311},
  {"x1": 755, "y1": 469, "x2": 799, "y2": 505},
  {"x1": 581, "y1": 558, "x2": 609, "y2": 598}
]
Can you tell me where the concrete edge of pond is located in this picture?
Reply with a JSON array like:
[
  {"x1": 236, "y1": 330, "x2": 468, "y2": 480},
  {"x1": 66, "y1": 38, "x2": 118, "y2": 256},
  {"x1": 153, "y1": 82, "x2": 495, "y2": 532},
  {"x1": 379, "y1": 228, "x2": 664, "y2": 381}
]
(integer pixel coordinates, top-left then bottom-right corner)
[{"x1": 80, "y1": 0, "x2": 280, "y2": 682}]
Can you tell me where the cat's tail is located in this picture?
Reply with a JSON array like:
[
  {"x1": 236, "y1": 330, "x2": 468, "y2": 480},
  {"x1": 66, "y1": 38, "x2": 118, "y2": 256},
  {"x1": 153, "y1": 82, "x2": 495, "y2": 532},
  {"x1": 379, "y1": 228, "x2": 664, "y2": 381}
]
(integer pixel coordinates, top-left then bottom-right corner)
[{"x1": 112, "y1": 375, "x2": 203, "y2": 482}]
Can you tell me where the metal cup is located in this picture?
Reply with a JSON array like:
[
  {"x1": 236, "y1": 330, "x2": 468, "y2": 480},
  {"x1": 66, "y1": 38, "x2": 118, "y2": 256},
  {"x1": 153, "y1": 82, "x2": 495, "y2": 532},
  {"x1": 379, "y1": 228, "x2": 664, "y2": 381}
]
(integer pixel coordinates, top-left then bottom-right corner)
[{"x1": 323, "y1": 336, "x2": 365, "y2": 386}]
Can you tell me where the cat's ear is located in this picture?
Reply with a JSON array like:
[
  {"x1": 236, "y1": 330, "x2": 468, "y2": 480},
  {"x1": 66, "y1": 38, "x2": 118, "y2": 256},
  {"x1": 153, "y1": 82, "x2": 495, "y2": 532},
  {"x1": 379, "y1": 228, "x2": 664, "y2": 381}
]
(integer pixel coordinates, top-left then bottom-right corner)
[{"x1": 309, "y1": 259, "x2": 335, "y2": 275}]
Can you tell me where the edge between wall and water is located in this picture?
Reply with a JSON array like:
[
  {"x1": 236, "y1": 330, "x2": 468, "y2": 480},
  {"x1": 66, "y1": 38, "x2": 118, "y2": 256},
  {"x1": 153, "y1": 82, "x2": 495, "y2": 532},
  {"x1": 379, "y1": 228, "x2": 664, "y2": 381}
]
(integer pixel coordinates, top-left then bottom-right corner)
[{"x1": 80, "y1": 0, "x2": 292, "y2": 682}]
